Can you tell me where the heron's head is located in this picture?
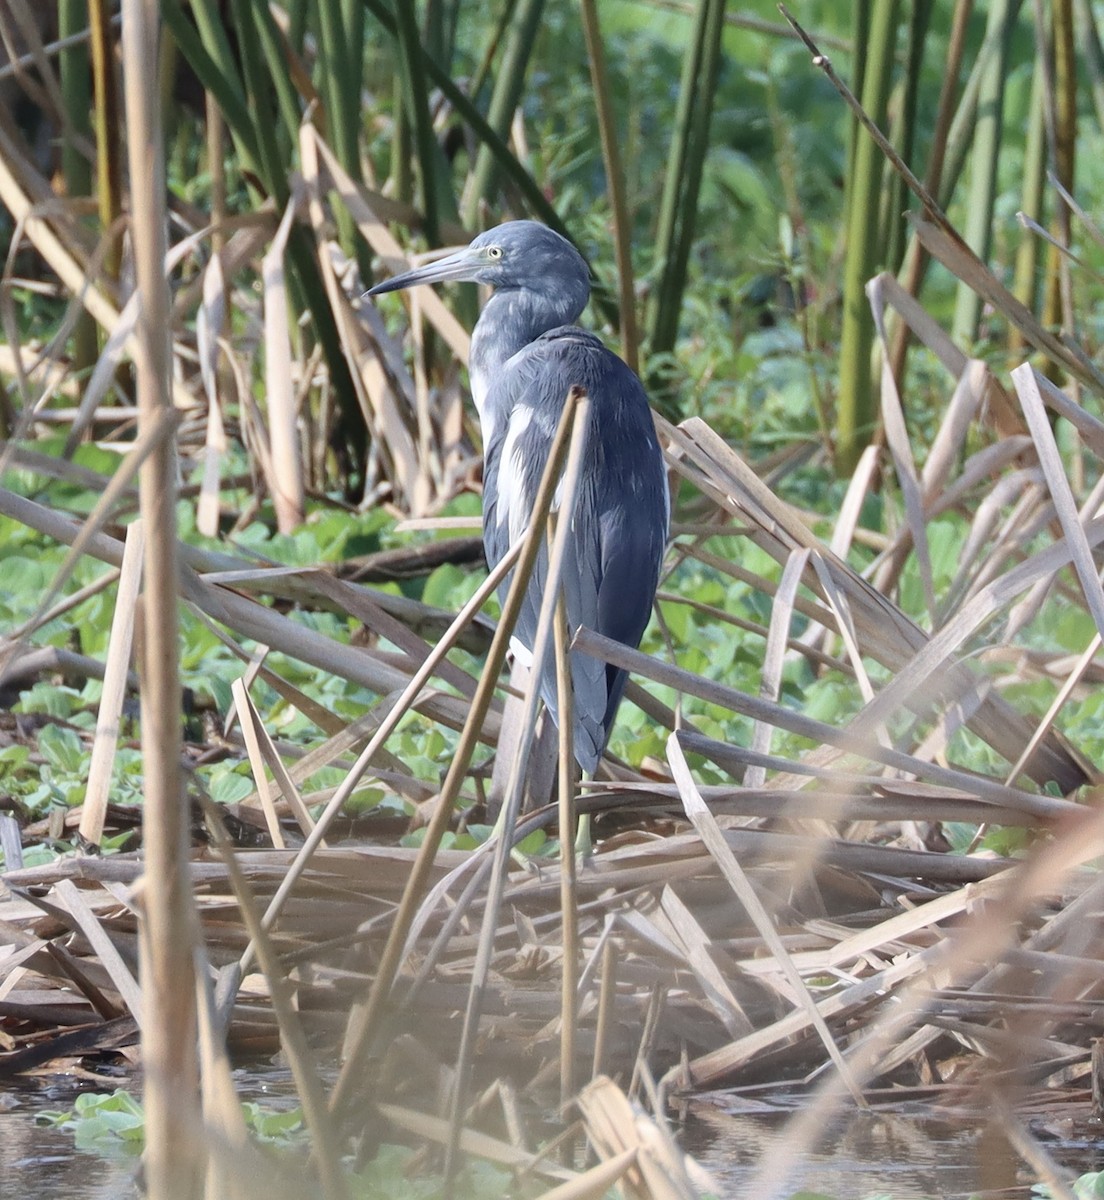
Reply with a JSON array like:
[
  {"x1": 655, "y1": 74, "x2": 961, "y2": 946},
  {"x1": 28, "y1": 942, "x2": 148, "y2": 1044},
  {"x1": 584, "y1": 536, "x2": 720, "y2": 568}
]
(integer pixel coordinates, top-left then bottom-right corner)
[{"x1": 367, "y1": 221, "x2": 590, "y2": 312}]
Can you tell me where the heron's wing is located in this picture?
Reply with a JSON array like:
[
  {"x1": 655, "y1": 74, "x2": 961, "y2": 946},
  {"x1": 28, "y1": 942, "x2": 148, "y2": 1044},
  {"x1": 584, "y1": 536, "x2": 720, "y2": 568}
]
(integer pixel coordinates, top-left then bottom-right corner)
[{"x1": 482, "y1": 328, "x2": 667, "y2": 772}]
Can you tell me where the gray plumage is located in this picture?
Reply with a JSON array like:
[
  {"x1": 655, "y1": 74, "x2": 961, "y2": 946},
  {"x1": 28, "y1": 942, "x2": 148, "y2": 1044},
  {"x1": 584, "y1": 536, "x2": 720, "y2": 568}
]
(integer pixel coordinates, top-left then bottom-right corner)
[{"x1": 368, "y1": 221, "x2": 668, "y2": 772}]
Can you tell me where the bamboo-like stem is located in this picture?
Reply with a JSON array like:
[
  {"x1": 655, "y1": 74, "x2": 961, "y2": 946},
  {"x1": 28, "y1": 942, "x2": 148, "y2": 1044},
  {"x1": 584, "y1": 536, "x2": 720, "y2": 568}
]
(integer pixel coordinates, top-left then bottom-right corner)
[
  {"x1": 59, "y1": 0, "x2": 98, "y2": 391},
  {"x1": 205, "y1": 93, "x2": 226, "y2": 257},
  {"x1": 315, "y1": 0, "x2": 356, "y2": 170},
  {"x1": 225, "y1": 0, "x2": 284, "y2": 202},
  {"x1": 579, "y1": 0, "x2": 638, "y2": 371},
  {"x1": 844, "y1": 0, "x2": 872, "y2": 198},
  {"x1": 314, "y1": 0, "x2": 366, "y2": 260},
  {"x1": 647, "y1": 0, "x2": 726, "y2": 371},
  {"x1": 340, "y1": 0, "x2": 366, "y2": 127},
  {"x1": 888, "y1": 0, "x2": 973, "y2": 383},
  {"x1": 951, "y1": 0, "x2": 1015, "y2": 344},
  {"x1": 937, "y1": 0, "x2": 1026, "y2": 213},
  {"x1": 1045, "y1": 0, "x2": 1077, "y2": 334},
  {"x1": 390, "y1": 74, "x2": 414, "y2": 205},
  {"x1": 245, "y1": 0, "x2": 306, "y2": 154},
  {"x1": 1077, "y1": 0, "x2": 1104, "y2": 133},
  {"x1": 882, "y1": 0, "x2": 932, "y2": 275},
  {"x1": 461, "y1": 0, "x2": 544, "y2": 225},
  {"x1": 89, "y1": 0, "x2": 122, "y2": 280},
  {"x1": 161, "y1": 0, "x2": 261, "y2": 175},
  {"x1": 1011, "y1": 59, "x2": 1047, "y2": 346},
  {"x1": 121, "y1": 1, "x2": 202, "y2": 1196},
  {"x1": 835, "y1": 0, "x2": 899, "y2": 473},
  {"x1": 329, "y1": 387, "x2": 585, "y2": 1124},
  {"x1": 360, "y1": 0, "x2": 566, "y2": 239},
  {"x1": 394, "y1": 0, "x2": 450, "y2": 246}
]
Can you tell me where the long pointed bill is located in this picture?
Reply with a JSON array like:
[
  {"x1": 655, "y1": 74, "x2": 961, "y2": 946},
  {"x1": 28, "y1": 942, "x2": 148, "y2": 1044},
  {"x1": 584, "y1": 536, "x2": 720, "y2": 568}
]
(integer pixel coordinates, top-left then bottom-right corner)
[{"x1": 366, "y1": 245, "x2": 486, "y2": 296}]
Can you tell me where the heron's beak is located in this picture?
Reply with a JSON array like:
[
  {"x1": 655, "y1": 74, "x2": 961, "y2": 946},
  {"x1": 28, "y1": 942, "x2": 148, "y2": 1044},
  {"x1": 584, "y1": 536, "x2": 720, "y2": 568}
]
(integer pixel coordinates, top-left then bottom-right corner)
[{"x1": 366, "y1": 246, "x2": 484, "y2": 296}]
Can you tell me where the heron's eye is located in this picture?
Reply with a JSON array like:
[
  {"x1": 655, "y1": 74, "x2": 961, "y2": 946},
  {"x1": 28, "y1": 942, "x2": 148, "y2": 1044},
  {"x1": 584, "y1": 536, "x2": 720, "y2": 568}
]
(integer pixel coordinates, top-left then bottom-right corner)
[{"x1": 487, "y1": 246, "x2": 503, "y2": 259}]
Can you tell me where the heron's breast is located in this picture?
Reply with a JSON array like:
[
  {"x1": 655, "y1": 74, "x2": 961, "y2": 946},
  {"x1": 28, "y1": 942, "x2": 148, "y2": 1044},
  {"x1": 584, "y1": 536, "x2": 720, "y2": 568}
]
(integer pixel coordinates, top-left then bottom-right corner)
[{"x1": 494, "y1": 404, "x2": 539, "y2": 544}]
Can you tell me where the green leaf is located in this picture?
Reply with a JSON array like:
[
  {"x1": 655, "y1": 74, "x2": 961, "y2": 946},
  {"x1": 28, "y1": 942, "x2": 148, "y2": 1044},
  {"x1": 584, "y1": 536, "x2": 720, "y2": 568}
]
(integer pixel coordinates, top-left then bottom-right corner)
[
  {"x1": 208, "y1": 769, "x2": 255, "y2": 805},
  {"x1": 37, "y1": 725, "x2": 86, "y2": 775},
  {"x1": 515, "y1": 829, "x2": 547, "y2": 856},
  {"x1": 0, "y1": 744, "x2": 30, "y2": 771}
]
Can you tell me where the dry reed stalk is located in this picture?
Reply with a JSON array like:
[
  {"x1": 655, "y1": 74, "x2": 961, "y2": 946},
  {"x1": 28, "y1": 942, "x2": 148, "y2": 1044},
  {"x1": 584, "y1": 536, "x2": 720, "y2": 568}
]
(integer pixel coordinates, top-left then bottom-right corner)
[
  {"x1": 0, "y1": 486, "x2": 494, "y2": 737},
  {"x1": 231, "y1": 680, "x2": 318, "y2": 839},
  {"x1": 534, "y1": 1148, "x2": 639, "y2": 1200},
  {"x1": 445, "y1": 390, "x2": 593, "y2": 1180},
  {"x1": 299, "y1": 126, "x2": 428, "y2": 511},
  {"x1": 231, "y1": 677, "x2": 288, "y2": 849},
  {"x1": 196, "y1": 252, "x2": 229, "y2": 539},
  {"x1": 331, "y1": 389, "x2": 585, "y2": 1120},
  {"x1": 375, "y1": 1103, "x2": 577, "y2": 1183},
  {"x1": 199, "y1": 793, "x2": 350, "y2": 1200},
  {"x1": 554, "y1": 588, "x2": 579, "y2": 1105},
  {"x1": 234, "y1": 538, "x2": 524, "y2": 981},
  {"x1": 79, "y1": 518, "x2": 144, "y2": 846},
  {"x1": 121, "y1": 2, "x2": 203, "y2": 1196},
  {"x1": 260, "y1": 196, "x2": 305, "y2": 531},
  {"x1": 53, "y1": 877, "x2": 142, "y2": 1019},
  {"x1": 576, "y1": 1076, "x2": 711, "y2": 1200},
  {"x1": 746, "y1": 808, "x2": 1104, "y2": 1198},
  {"x1": 575, "y1": 629, "x2": 1071, "y2": 820},
  {"x1": 667, "y1": 732, "x2": 865, "y2": 1105}
]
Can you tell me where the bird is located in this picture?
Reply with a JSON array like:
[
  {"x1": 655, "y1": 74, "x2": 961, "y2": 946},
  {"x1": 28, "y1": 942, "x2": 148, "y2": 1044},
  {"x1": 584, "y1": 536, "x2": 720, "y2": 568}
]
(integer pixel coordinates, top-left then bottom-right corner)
[{"x1": 368, "y1": 220, "x2": 668, "y2": 775}]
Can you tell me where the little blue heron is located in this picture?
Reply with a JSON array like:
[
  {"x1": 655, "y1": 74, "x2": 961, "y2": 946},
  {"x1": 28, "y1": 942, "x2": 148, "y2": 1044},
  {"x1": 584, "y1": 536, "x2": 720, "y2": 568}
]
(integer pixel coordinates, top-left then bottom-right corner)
[{"x1": 368, "y1": 221, "x2": 668, "y2": 774}]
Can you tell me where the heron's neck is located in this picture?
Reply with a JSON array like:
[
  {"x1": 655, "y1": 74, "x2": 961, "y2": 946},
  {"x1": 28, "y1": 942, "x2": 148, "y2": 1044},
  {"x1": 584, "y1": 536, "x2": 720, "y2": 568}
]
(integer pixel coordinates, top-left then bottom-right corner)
[{"x1": 469, "y1": 285, "x2": 586, "y2": 431}]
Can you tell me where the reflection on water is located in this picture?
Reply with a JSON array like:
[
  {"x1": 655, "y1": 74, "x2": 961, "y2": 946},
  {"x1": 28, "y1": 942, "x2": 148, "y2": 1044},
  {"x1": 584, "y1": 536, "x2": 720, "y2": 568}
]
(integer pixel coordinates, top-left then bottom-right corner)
[
  {"x1": 682, "y1": 1098, "x2": 1104, "y2": 1199},
  {"x1": 1, "y1": 1094, "x2": 140, "y2": 1199},
  {"x1": 1, "y1": 1066, "x2": 300, "y2": 1200}
]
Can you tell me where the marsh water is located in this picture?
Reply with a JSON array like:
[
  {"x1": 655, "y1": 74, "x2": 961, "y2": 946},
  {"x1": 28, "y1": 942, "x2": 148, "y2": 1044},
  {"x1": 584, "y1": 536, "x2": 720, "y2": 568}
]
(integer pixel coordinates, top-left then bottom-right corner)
[
  {"x1": 682, "y1": 1091, "x2": 1104, "y2": 1198},
  {"x1": 5, "y1": 1069, "x2": 1104, "y2": 1199}
]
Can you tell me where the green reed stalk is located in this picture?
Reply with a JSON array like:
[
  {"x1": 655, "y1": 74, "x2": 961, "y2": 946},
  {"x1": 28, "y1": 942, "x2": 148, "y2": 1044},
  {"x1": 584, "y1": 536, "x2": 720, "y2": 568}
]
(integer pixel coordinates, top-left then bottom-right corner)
[
  {"x1": 362, "y1": 0, "x2": 562, "y2": 235},
  {"x1": 647, "y1": 0, "x2": 726, "y2": 376},
  {"x1": 89, "y1": 0, "x2": 123, "y2": 280},
  {"x1": 1011, "y1": 61, "x2": 1047, "y2": 345},
  {"x1": 461, "y1": 0, "x2": 545, "y2": 226},
  {"x1": 951, "y1": 0, "x2": 1016, "y2": 345},
  {"x1": 882, "y1": 0, "x2": 933, "y2": 275},
  {"x1": 1076, "y1": 0, "x2": 1104, "y2": 133},
  {"x1": 1044, "y1": 0, "x2": 1077, "y2": 332},
  {"x1": 59, "y1": 0, "x2": 98, "y2": 383},
  {"x1": 580, "y1": 0, "x2": 639, "y2": 371},
  {"x1": 836, "y1": 0, "x2": 899, "y2": 474},
  {"x1": 395, "y1": 0, "x2": 451, "y2": 245}
]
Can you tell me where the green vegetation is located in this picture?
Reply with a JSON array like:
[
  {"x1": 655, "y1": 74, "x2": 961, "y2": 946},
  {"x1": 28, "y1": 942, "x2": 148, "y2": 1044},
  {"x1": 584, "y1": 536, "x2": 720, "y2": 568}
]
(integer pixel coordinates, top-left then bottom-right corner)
[{"x1": 35, "y1": 1091, "x2": 516, "y2": 1198}]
